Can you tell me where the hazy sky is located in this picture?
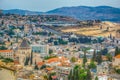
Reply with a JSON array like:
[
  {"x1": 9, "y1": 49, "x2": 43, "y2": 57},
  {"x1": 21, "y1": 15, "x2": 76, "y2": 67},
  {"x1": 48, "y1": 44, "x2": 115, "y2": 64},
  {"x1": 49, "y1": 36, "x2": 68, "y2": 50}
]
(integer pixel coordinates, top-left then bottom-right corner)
[{"x1": 0, "y1": 0, "x2": 120, "y2": 12}]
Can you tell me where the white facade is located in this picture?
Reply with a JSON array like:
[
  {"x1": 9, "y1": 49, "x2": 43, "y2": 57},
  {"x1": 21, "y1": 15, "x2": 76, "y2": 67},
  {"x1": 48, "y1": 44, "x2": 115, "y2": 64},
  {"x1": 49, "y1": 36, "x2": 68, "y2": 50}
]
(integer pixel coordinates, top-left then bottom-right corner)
[
  {"x1": 0, "y1": 50, "x2": 14, "y2": 59},
  {"x1": 31, "y1": 44, "x2": 49, "y2": 57}
]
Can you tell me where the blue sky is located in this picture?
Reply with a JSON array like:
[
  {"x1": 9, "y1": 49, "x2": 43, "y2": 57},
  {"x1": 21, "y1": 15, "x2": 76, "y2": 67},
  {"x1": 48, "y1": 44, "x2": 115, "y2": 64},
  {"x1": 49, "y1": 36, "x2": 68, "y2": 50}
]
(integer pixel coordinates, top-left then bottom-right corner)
[{"x1": 0, "y1": 0, "x2": 120, "y2": 12}]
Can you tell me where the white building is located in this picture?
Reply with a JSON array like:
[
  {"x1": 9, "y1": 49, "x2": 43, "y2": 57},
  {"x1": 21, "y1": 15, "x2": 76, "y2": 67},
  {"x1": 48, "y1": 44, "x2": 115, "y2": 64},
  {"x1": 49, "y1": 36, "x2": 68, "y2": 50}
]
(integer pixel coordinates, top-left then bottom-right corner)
[
  {"x1": 0, "y1": 50, "x2": 14, "y2": 59},
  {"x1": 31, "y1": 44, "x2": 49, "y2": 57},
  {"x1": 98, "y1": 75, "x2": 108, "y2": 80}
]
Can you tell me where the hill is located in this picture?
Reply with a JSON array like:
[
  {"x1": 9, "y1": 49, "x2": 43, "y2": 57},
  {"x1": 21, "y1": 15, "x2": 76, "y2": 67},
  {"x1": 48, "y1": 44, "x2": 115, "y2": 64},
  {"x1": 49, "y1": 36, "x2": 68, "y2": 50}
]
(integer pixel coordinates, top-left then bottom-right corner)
[
  {"x1": 2, "y1": 6, "x2": 120, "y2": 22},
  {"x1": 3, "y1": 9, "x2": 43, "y2": 15},
  {"x1": 47, "y1": 6, "x2": 120, "y2": 22},
  {"x1": 61, "y1": 21, "x2": 120, "y2": 37}
]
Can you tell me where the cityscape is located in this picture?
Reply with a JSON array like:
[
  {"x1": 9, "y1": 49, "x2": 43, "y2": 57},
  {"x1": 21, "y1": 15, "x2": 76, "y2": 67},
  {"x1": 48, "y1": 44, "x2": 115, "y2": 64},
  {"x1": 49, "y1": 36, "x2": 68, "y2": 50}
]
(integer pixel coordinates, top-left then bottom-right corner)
[{"x1": 0, "y1": 0, "x2": 120, "y2": 80}]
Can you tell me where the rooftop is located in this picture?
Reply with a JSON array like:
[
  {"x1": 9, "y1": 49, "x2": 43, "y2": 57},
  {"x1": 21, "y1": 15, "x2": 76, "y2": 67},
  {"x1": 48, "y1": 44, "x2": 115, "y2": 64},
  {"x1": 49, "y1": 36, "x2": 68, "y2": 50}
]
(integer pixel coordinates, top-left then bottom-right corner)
[
  {"x1": 46, "y1": 67, "x2": 53, "y2": 71},
  {"x1": 20, "y1": 38, "x2": 30, "y2": 48},
  {"x1": 0, "y1": 50, "x2": 13, "y2": 53},
  {"x1": 47, "y1": 56, "x2": 68, "y2": 63},
  {"x1": 115, "y1": 54, "x2": 120, "y2": 58},
  {"x1": 37, "y1": 62, "x2": 44, "y2": 66}
]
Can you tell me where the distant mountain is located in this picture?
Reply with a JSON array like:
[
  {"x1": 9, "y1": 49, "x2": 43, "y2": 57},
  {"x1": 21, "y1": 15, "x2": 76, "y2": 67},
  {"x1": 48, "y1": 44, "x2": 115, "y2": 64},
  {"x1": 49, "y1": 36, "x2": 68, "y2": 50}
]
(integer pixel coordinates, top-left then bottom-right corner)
[
  {"x1": 47, "y1": 6, "x2": 120, "y2": 22},
  {"x1": 3, "y1": 9, "x2": 43, "y2": 15},
  {"x1": 2, "y1": 6, "x2": 120, "y2": 22}
]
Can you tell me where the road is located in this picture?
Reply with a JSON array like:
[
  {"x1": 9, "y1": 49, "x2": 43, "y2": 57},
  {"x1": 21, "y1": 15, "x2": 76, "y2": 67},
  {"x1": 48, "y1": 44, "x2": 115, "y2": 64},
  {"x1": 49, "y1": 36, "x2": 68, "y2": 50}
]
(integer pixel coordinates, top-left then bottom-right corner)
[{"x1": 39, "y1": 25, "x2": 63, "y2": 35}]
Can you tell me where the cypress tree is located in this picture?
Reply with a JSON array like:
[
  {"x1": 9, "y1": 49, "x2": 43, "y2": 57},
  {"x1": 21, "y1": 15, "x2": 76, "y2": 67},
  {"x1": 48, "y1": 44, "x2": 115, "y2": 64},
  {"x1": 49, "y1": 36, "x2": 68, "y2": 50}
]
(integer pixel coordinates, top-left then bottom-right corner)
[
  {"x1": 48, "y1": 74, "x2": 52, "y2": 80},
  {"x1": 74, "y1": 69, "x2": 79, "y2": 80},
  {"x1": 115, "y1": 46, "x2": 120, "y2": 56},
  {"x1": 34, "y1": 64, "x2": 39, "y2": 70},
  {"x1": 68, "y1": 69, "x2": 72, "y2": 80},
  {"x1": 86, "y1": 69, "x2": 92, "y2": 80},
  {"x1": 97, "y1": 52, "x2": 102, "y2": 65},
  {"x1": 30, "y1": 51, "x2": 33, "y2": 65},
  {"x1": 83, "y1": 52, "x2": 87, "y2": 67},
  {"x1": 76, "y1": 68, "x2": 79, "y2": 80},
  {"x1": 95, "y1": 76, "x2": 98, "y2": 80},
  {"x1": 92, "y1": 50, "x2": 96, "y2": 62},
  {"x1": 73, "y1": 68, "x2": 76, "y2": 80},
  {"x1": 24, "y1": 57, "x2": 29, "y2": 66},
  {"x1": 35, "y1": 59, "x2": 36, "y2": 65}
]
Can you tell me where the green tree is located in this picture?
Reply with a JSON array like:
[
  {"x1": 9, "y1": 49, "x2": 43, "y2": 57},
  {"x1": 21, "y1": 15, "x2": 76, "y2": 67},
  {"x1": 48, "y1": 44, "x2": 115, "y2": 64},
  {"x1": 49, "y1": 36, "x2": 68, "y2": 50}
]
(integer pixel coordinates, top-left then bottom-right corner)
[
  {"x1": 0, "y1": 46, "x2": 7, "y2": 50},
  {"x1": 40, "y1": 64, "x2": 46, "y2": 69},
  {"x1": 95, "y1": 76, "x2": 98, "y2": 80},
  {"x1": 24, "y1": 57, "x2": 29, "y2": 66},
  {"x1": 49, "y1": 49, "x2": 53, "y2": 55},
  {"x1": 78, "y1": 69, "x2": 87, "y2": 80},
  {"x1": 54, "y1": 41, "x2": 58, "y2": 45},
  {"x1": 83, "y1": 52, "x2": 87, "y2": 67},
  {"x1": 88, "y1": 61, "x2": 96, "y2": 69},
  {"x1": 92, "y1": 50, "x2": 96, "y2": 62},
  {"x1": 115, "y1": 46, "x2": 120, "y2": 56},
  {"x1": 34, "y1": 64, "x2": 39, "y2": 70},
  {"x1": 68, "y1": 69, "x2": 72, "y2": 80},
  {"x1": 115, "y1": 68, "x2": 120, "y2": 74},
  {"x1": 97, "y1": 52, "x2": 102, "y2": 65},
  {"x1": 2, "y1": 58, "x2": 13, "y2": 63},
  {"x1": 30, "y1": 52, "x2": 33, "y2": 65},
  {"x1": 48, "y1": 72, "x2": 56, "y2": 80},
  {"x1": 68, "y1": 67, "x2": 88, "y2": 80},
  {"x1": 86, "y1": 69, "x2": 92, "y2": 80},
  {"x1": 43, "y1": 75, "x2": 48, "y2": 80},
  {"x1": 58, "y1": 38, "x2": 68, "y2": 45},
  {"x1": 70, "y1": 56, "x2": 77, "y2": 63},
  {"x1": 0, "y1": 55, "x2": 4, "y2": 59},
  {"x1": 74, "y1": 65, "x2": 79, "y2": 70},
  {"x1": 106, "y1": 53, "x2": 112, "y2": 62}
]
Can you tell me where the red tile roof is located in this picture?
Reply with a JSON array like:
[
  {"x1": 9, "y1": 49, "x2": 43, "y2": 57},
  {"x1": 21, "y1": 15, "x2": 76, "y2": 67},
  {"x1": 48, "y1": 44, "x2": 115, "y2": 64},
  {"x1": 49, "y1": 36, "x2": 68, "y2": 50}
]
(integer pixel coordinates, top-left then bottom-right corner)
[
  {"x1": 14, "y1": 60, "x2": 19, "y2": 64},
  {"x1": 0, "y1": 50, "x2": 13, "y2": 53},
  {"x1": 47, "y1": 58, "x2": 59, "y2": 63},
  {"x1": 37, "y1": 62, "x2": 44, "y2": 66},
  {"x1": 46, "y1": 67, "x2": 53, "y2": 71},
  {"x1": 47, "y1": 56, "x2": 68, "y2": 63},
  {"x1": 115, "y1": 54, "x2": 120, "y2": 59}
]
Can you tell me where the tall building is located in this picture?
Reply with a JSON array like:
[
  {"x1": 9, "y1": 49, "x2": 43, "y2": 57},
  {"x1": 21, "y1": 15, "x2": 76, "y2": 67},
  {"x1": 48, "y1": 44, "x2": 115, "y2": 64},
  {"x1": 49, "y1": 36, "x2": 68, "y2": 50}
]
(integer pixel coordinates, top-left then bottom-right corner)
[
  {"x1": 18, "y1": 38, "x2": 31, "y2": 65},
  {"x1": 24, "y1": 24, "x2": 30, "y2": 34},
  {"x1": 31, "y1": 44, "x2": 49, "y2": 57}
]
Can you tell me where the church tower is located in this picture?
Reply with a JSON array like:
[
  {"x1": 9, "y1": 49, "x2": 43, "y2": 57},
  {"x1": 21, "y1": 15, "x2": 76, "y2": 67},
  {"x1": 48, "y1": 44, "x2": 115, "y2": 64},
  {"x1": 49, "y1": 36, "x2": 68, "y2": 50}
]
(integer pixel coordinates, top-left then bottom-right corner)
[{"x1": 18, "y1": 38, "x2": 31, "y2": 66}]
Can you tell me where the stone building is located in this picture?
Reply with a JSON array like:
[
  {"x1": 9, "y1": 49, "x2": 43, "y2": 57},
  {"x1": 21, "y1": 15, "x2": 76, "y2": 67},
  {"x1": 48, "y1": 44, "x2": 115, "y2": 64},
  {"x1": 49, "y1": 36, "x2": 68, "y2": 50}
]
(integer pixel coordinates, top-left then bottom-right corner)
[
  {"x1": 113, "y1": 54, "x2": 120, "y2": 67},
  {"x1": 24, "y1": 24, "x2": 30, "y2": 34},
  {"x1": 0, "y1": 50, "x2": 14, "y2": 59},
  {"x1": 18, "y1": 38, "x2": 31, "y2": 66},
  {"x1": 31, "y1": 44, "x2": 49, "y2": 57}
]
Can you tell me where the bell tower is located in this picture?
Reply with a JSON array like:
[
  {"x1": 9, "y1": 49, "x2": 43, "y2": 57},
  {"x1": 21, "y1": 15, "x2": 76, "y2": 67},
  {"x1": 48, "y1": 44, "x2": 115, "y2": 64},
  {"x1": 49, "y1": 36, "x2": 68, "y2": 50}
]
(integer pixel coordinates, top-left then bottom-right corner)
[{"x1": 18, "y1": 38, "x2": 31, "y2": 66}]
